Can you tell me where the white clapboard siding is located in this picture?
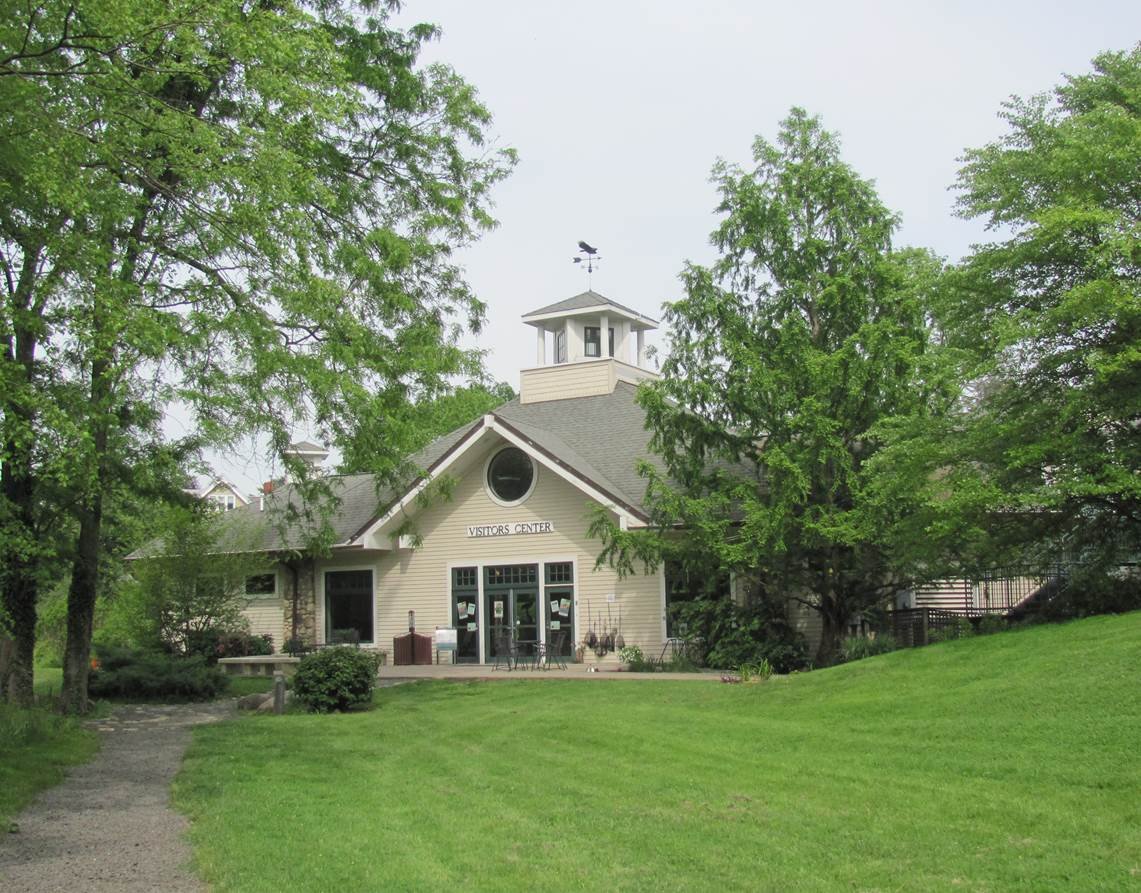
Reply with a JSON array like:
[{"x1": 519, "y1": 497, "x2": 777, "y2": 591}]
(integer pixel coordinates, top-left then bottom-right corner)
[
  {"x1": 912, "y1": 580, "x2": 972, "y2": 613},
  {"x1": 241, "y1": 599, "x2": 285, "y2": 649}
]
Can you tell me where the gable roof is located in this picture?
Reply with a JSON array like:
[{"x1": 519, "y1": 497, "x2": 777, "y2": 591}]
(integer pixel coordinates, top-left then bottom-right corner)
[{"x1": 176, "y1": 382, "x2": 665, "y2": 556}]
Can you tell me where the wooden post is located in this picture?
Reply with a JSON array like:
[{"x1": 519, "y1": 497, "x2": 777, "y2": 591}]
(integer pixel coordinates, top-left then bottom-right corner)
[
  {"x1": 273, "y1": 671, "x2": 285, "y2": 715},
  {"x1": 920, "y1": 607, "x2": 930, "y2": 646}
]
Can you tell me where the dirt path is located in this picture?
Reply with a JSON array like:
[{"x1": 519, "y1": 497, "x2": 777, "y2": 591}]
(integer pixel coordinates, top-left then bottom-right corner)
[{"x1": 0, "y1": 701, "x2": 234, "y2": 892}]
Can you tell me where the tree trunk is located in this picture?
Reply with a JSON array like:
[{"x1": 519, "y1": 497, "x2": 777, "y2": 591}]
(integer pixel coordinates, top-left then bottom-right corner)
[
  {"x1": 1, "y1": 570, "x2": 37, "y2": 706},
  {"x1": 1, "y1": 408, "x2": 40, "y2": 707},
  {"x1": 60, "y1": 503, "x2": 102, "y2": 714},
  {"x1": 814, "y1": 603, "x2": 846, "y2": 667},
  {"x1": 2, "y1": 262, "x2": 43, "y2": 707},
  {"x1": 60, "y1": 303, "x2": 113, "y2": 714}
]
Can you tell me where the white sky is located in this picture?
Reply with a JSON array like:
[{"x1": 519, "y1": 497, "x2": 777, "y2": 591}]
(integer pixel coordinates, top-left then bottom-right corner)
[{"x1": 206, "y1": 0, "x2": 1140, "y2": 492}]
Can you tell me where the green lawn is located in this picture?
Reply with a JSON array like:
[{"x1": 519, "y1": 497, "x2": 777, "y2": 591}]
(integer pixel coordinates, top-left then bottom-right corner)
[
  {"x1": 174, "y1": 613, "x2": 1141, "y2": 892},
  {"x1": 1, "y1": 668, "x2": 100, "y2": 826}
]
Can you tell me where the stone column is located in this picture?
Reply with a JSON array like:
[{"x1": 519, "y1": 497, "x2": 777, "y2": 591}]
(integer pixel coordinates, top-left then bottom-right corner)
[{"x1": 283, "y1": 559, "x2": 318, "y2": 647}]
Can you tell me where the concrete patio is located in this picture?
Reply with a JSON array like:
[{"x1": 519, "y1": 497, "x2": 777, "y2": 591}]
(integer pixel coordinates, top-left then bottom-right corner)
[{"x1": 377, "y1": 662, "x2": 723, "y2": 682}]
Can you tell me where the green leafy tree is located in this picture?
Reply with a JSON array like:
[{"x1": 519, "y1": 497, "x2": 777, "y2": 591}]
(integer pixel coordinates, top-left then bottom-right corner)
[
  {"x1": 340, "y1": 381, "x2": 515, "y2": 472},
  {"x1": 592, "y1": 110, "x2": 951, "y2": 665},
  {"x1": 1, "y1": 0, "x2": 513, "y2": 709},
  {"x1": 874, "y1": 47, "x2": 1140, "y2": 580},
  {"x1": 127, "y1": 507, "x2": 270, "y2": 654}
]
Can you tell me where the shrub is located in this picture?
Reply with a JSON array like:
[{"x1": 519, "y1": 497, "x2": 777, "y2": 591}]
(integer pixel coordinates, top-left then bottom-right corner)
[
  {"x1": 185, "y1": 629, "x2": 274, "y2": 662},
  {"x1": 618, "y1": 644, "x2": 655, "y2": 672},
  {"x1": 672, "y1": 596, "x2": 810, "y2": 673},
  {"x1": 738, "y1": 659, "x2": 774, "y2": 682},
  {"x1": 293, "y1": 647, "x2": 378, "y2": 713},
  {"x1": 929, "y1": 618, "x2": 974, "y2": 644},
  {"x1": 974, "y1": 614, "x2": 1007, "y2": 635},
  {"x1": 88, "y1": 648, "x2": 229, "y2": 700},
  {"x1": 1027, "y1": 570, "x2": 1141, "y2": 621},
  {"x1": 663, "y1": 652, "x2": 700, "y2": 672},
  {"x1": 283, "y1": 637, "x2": 310, "y2": 657},
  {"x1": 840, "y1": 633, "x2": 898, "y2": 663}
]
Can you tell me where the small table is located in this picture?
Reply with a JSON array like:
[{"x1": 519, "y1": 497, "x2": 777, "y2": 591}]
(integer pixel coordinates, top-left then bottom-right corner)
[{"x1": 513, "y1": 640, "x2": 540, "y2": 670}]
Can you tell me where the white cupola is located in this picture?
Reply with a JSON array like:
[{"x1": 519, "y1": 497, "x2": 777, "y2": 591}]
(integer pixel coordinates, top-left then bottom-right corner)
[{"x1": 518, "y1": 291, "x2": 658, "y2": 404}]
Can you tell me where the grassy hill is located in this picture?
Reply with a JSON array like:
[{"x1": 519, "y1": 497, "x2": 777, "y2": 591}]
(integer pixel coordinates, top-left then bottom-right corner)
[{"x1": 175, "y1": 613, "x2": 1141, "y2": 892}]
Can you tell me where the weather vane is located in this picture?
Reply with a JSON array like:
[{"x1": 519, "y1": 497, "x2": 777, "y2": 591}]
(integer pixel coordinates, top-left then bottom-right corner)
[{"x1": 572, "y1": 240, "x2": 601, "y2": 287}]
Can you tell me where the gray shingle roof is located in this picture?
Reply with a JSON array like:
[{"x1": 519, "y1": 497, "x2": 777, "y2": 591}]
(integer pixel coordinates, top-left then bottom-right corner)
[
  {"x1": 200, "y1": 383, "x2": 661, "y2": 554},
  {"x1": 133, "y1": 377, "x2": 762, "y2": 561},
  {"x1": 132, "y1": 419, "x2": 481, "y2": 558},
  {"x1": 523, "y1": 290, "x2": 658, "y2": 326},
  {"x1": 493, "y1": 382, "x2": 663, "y2": 516}
]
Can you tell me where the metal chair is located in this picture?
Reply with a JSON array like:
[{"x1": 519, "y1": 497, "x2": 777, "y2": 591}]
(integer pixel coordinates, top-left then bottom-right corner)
[
  {"x1": 656, "y1": 636, "x2": 689, "y2": 669},
  {"x1": 492, "y1": 627, "x2": 517, "y2": 671},
  {"x1": 539, "y1": 630, "x2": 569, "y2": 670}
]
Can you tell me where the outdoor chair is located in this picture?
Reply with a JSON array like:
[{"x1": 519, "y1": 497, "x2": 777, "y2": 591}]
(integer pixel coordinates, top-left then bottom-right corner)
[
  {"x1": 539, "y1": 630, "x2": 569, "y2": 670},
  {"x1": 492, "y1": 628, "x2": 517, "y2": 671},
  {"x1": 656, "y1": 636, "x2": 689, "y2": 669}
]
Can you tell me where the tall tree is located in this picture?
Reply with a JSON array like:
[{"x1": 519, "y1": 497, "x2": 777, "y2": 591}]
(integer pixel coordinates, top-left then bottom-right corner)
[
  {"x1": 1, "y1": 0, "x2": 514, "y2": 709},
  {"x1": 592, "y1": 110, "x2": 950, "y2": 665},
  {"x1": 874, "y1": 46, "x2": 1140, "y2": 581}
]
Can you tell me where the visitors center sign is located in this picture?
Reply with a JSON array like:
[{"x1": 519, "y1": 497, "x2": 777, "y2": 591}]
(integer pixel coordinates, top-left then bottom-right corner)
[{"x1": 466, "y1": 520, "x2": 555, "y2": 538}]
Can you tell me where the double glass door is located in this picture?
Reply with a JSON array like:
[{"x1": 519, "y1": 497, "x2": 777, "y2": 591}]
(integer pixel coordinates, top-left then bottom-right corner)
[{"x1": 488, "y1": 587, "x2": 539, "y2": 660}]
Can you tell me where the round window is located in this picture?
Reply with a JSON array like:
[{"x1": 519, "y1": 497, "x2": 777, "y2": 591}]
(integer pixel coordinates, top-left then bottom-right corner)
[{"x1": 486, "y1": 447, "x2": 535, "y2": 504}]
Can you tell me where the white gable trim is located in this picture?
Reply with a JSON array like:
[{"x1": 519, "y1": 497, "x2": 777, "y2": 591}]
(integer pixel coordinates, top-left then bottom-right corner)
[
  {"x1": 347, "y1": 416, "x2": 645, "y2": 548},
  {"x1": 488, "y1": 418, "x2": 646, "y2": 528},
  {"x1": 347, "y1": 417, "x2": 491, "y2": 548}
]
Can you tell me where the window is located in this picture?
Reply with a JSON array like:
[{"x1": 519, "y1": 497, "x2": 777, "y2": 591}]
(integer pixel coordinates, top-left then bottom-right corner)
[
  {"x1": 545, "y1": 562, "x2": 573, "y2": 585},
  {"x1": 486, "y1": 447, "x2": 535, "y2": 504},
  {"x1": 583, "y1": 326, "x2": 615, "y2": 358},
  {"x1": 485, "y1": 564, "x2": 537, "y2": 586},
  {"x1": 554, "y1": 330, "x2": 567, "y2": 364},
  {"x1": 325, "y1": 570, "x2": 373, "y2": 644},
  {"x1": 245, "y1": 573, "x2": 276, "y2": 596},
  {"x1": 211, "y1": 493, "x2": 236, "y2": 511}
]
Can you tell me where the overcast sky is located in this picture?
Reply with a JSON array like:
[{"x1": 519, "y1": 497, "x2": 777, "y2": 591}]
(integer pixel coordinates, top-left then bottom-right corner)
[{"x1": 207, "y1": 1, "x2": 1139, "y2": 492}]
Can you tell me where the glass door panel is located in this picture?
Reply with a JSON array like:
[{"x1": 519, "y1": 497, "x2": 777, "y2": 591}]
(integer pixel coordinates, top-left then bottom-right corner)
[
  {"x1": 545, "y1": 587, "x2": 574, "y2": 655},
  {"x1": 452, "y1": 593, "x2": 479, "y2": 662},
  {"x1": 512, "y1": 589, "x2": 539, "y2": 659},
  {"x1": 487, "y1": 592, "x2": 510, "y2": 660}
]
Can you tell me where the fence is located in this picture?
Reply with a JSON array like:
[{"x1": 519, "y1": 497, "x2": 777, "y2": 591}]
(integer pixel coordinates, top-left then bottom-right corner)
[{"x1": 890, "y1": 608, "x2": 985, "y2": 648}]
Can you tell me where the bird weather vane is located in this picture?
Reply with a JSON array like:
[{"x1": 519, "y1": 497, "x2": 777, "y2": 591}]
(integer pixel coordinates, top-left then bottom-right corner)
[{"x1": 572, "y1": 240, "x2": 601, "y2": 287}]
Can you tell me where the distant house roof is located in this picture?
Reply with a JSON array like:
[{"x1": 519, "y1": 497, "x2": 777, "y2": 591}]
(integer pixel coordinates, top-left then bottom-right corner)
[
  {"x1": 522, "y1": 290, "x2": 658, "y2": 330},
  {"x1": 286, "y1": 439, "x2": 327, "y2": 454},
  {"x1": 193, "y1": 478, "x2": 249, "y2": 506}
]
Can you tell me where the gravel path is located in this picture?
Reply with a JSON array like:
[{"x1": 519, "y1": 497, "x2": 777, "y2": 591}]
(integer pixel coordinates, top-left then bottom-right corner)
[{"x1": 0, "y1": 701, "x2": 234, "y2": 893}]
